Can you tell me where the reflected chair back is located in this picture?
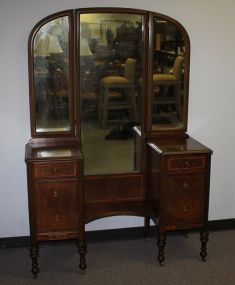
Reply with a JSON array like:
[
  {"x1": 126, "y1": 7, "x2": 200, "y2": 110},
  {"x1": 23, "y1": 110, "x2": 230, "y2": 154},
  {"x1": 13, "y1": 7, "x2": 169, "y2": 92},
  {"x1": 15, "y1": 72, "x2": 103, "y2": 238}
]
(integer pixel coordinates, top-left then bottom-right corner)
[
  {"x1": 124, "y1": 58, "x2": 136, "y2": 83},
  {"x1": 173, "y1": 56, "x2": 184, "y2": 80}
]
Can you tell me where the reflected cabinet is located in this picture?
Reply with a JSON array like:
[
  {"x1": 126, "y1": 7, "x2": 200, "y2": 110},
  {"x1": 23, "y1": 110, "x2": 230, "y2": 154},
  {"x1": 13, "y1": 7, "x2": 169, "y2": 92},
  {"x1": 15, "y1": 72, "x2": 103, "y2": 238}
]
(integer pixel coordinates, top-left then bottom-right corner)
[{"x1": 25, "y1": 8, "x2": 212, "y2": 278}]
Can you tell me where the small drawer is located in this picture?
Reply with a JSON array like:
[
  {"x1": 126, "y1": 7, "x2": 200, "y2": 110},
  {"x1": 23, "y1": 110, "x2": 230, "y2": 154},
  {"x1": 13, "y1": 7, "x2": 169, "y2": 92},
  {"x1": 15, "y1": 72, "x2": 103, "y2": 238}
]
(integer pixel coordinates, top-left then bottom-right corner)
[
  {"x1": 168, "y1": 156, "x2": 205, "y2": 171},
  {"x1": 165, "y1": 175, "x2": 205, "y2": 222},
  {"x1": 33, "y1": 162, "x2": 77, "y2": 180},
  {"x1": 35, "y1": 181, "x2": 79, "y2": 232},
  {"x1": 167, "y1": 175, "x2": 205, "y2": 195},
  {"x1": 165, "y1": 197, "x2": 205, "y2": 222}
]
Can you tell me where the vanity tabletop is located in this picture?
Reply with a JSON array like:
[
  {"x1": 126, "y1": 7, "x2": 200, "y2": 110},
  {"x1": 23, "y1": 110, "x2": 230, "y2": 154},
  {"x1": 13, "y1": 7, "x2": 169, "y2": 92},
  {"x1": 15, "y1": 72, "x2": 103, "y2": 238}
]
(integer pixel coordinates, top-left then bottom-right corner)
[
  {"x1": 147, "y1": 136, "x2": 213, "y2": 155},
  {"x1": 25, "y1": 143, "x2": 82, "y2": 161}
]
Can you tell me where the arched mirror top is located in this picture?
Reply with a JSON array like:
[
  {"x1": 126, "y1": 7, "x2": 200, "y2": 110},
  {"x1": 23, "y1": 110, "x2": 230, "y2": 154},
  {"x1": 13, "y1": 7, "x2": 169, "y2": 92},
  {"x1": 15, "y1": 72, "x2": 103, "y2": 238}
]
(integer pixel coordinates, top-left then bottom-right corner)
[
  {"x1": 28, "y1": 8, "x2": 190, "y2": 142},
  {"x1": 149, "y1": 12, "x2": 190, "y2": 137},
  {"x1": 28, "y1": 10, "x2": 75, "y2": 139}
]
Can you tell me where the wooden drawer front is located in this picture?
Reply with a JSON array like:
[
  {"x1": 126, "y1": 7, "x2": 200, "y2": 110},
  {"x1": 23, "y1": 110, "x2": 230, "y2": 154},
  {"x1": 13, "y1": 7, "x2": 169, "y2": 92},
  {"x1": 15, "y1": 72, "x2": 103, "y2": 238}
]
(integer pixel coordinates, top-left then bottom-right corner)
[
  {"x1": 35, "y1": 181, "x2": 78, "y2": 233},
  {"x1": 33, "y1": 162, "x2": 77, "y2": 180},
  {"x1": 164, "y1": 175, "x2": 205, "y2": 222},
  {"x1": 168, "y1": 156, "x2": 205, "y2": 171}
]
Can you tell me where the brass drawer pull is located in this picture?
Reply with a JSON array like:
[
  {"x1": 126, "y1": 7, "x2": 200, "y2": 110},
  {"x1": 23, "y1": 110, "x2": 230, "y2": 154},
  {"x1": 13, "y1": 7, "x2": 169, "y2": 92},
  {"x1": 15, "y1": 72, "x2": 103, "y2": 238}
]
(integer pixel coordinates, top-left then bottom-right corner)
[
  {"x1": 55, "y1": 214, "x2": 60, "y2": 222},
  {"x1": 183, "y1": 205, "x2": 189, "y2": 213},
  {"x1": 53, "y1": 190, "x2": 58, "y2": 198},
  {"x1": 182, "y1": 182, "x2": 190, "y2": 189},
  {"x1": 52, "y1": 168, "x2": 59, "y2": 174},
  {"x1": 184, "y1": 160, "x2": 191, "y2": 167},
  {"x1": 33, "y1": 162, "x2": 77, "y2": 179}
]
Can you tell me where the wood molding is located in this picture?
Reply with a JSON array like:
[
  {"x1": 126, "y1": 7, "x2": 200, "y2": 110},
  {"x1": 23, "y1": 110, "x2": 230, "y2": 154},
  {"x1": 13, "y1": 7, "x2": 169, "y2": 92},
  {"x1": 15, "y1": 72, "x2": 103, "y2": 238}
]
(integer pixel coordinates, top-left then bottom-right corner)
[{"x1": 1, "y1": 219, "x2": 234, "y2": 248}]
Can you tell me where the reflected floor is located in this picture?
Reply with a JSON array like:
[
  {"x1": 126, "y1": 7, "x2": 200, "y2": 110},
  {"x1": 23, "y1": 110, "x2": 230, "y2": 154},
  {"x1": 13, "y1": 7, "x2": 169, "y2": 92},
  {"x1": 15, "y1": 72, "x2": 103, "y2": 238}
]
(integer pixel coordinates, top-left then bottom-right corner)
[
  {"x1": 36, "y1": 116, "x2": 70, "y2": 132},
  {"x1": 81, "y1": 122, "x2": 136, "y2": 175}
]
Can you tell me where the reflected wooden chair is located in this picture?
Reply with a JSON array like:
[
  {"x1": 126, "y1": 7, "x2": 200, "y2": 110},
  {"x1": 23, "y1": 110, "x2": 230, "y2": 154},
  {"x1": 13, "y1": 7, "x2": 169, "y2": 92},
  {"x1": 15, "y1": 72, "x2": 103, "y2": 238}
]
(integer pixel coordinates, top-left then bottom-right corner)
[
  {"x1": 98, "y1": 58, "x2": 138, "y2": 128},
  {"x1": 153, "y1": 55, "x2": 184, "y2": 120}
]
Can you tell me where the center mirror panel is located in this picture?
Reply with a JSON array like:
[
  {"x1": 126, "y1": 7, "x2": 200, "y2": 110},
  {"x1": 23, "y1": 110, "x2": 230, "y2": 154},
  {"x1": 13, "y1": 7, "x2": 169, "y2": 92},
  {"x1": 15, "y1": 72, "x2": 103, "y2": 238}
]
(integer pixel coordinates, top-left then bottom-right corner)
[
  {"x1": 79, "y1": 12, "x2": 144, "y2": 175},
  {"x1": 151, "y1": 15, "x2": 187, "y2": 130}
]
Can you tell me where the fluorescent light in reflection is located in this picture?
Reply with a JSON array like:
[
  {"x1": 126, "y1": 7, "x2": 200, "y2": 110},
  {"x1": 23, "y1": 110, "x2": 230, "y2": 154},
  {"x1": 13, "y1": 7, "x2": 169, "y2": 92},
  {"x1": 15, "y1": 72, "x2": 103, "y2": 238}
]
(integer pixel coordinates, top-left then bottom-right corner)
[
  {"x1": 36, "y1": 127, "x2": 70, "y2": 132},
  {"x1": 37, "y1": 150, "x2": 72, "y2": 158}
]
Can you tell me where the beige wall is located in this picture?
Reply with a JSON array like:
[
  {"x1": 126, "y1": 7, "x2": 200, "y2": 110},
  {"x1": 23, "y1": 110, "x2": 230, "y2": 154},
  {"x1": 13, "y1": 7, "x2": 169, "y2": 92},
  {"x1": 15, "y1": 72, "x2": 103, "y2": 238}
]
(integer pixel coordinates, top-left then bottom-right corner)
[{"x1": 0, "y1": 0, "x2": 235, "y2": 237}]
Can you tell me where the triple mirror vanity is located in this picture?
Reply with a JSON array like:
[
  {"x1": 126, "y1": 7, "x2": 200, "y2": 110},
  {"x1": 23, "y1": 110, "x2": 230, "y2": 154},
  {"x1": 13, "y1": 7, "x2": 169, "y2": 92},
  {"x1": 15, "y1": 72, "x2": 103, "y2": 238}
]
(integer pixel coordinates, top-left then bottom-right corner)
[{"x1": 25, "y1": 8, "x2": 212, "y2": 278}]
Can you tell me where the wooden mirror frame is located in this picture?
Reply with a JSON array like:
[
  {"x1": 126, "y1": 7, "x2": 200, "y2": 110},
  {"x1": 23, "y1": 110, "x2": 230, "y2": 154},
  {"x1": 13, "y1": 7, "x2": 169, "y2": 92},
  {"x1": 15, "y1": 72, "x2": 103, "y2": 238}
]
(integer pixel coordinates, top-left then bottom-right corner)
[
  {"x1": 28, "y1": 8, "x2": 190, "y2": 144},
  {"x1": 146, "y1": 12, "x2": 190, "y2": 139},
  {"x1": 28, "y1": 10, "x2": 76, "y2": 143}
]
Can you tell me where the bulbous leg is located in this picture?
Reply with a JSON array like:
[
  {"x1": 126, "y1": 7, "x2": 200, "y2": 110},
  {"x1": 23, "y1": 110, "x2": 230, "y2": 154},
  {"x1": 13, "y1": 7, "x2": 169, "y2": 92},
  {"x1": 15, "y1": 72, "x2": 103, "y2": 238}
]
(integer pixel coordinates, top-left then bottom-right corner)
[
  {"x1": 184, "y1": 229, "x2": 189, "y2": 238},
  {"x1": 157, "y1": 232, "x2": 166, "y2": 266},
  {"x1": 200, "y1": 229, "x2": 209, "y2": 261},
  {"x1": 144, "y1": 217, "x2": 150, "y2": 241},
  {"x1": 78, "y1": 240, "x2": 87, "y2": 274},
  {"x1": 30, "y1": 244, "x2": 39, "y2": 279}
]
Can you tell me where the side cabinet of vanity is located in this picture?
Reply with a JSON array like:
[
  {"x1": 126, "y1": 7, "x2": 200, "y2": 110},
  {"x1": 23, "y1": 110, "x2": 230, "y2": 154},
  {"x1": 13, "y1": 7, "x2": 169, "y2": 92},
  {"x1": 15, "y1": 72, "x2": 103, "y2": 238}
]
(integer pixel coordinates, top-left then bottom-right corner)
[
  {"x1": 25, "y1": 144, "x2": 86, "y2": 278},
  {"x1": 147, "y1": 137, "x2": 212, "y2": 265}
]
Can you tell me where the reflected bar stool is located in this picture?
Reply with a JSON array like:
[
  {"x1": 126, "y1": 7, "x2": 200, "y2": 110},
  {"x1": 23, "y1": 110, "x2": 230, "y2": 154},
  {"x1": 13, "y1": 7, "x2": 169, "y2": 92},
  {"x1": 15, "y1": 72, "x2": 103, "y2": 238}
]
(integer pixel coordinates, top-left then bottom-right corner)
[
  {"x1": 98, "y1": 58, "x2": 138, "y2": 128},
  {"x1": 153, "y1": 55, "x2": 184, "y2": 120}
]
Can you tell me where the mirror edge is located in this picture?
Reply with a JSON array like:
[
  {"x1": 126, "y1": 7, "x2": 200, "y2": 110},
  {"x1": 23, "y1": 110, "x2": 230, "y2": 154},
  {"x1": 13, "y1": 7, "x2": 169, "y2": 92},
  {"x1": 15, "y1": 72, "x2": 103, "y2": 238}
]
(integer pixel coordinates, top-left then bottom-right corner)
[
  {"x1": 147, "y1": 12, "x2": 191, "y2": 139},
  {"x1": 28, "y1": 9, "x2": 76, "y2": 142}
]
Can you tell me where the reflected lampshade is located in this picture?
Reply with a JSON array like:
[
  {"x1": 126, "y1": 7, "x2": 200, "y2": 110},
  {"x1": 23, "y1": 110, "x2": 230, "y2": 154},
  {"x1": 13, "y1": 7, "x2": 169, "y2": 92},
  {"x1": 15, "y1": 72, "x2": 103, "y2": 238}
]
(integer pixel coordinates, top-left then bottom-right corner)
[
  {"x1": 80, "y1": 38, "x2": 93, "y2": 56},
  {"x1": 34, "y1": 34, "x2": 63, "y2": 56}
]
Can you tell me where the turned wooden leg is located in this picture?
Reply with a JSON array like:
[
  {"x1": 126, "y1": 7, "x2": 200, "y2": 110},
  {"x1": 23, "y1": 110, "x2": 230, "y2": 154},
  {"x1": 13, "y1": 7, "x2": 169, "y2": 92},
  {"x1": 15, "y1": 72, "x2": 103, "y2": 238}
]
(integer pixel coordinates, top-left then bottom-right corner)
[
  {"x1": 144, "y1": 217, "x2": 150, "y2": 240},
  {"x1": 78, "y1": 240, "x2": 87, "y2": 274},
  {"x1": 30, "y1": 244, "x2": 39, "y2": 279},
  {"x1": 200, "y1": 229, "x2": 209, "y2": 261},
  {"x1": 157, "y1": 232, "x2": 166, "y2": 266},
  {"x1": 184, "y1": 229, "x2": 189, "y2": 238}
]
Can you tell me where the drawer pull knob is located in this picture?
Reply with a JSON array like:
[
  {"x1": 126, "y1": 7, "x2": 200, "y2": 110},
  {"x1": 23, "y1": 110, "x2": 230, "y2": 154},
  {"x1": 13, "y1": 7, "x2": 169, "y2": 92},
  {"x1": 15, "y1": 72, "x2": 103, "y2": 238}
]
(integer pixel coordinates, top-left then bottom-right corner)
[
  {"x1": 182, "y1": 182, "x2": 190, "y2": 189},
  {"x1": 53, "y1": 191, "x2": 58, "y2": 198},
  {"x1": 55, "y1": 214, "x2": 60, "y2": 222},
  {"x1": 184, "y1": 161, "x2": 191, "y2": 167},
  {"x1": 52, "y1": 168, "x2": 59, "y2": 174},
  {"x1": 183, "y1": 206, "x2": 189, "y2": 213}
]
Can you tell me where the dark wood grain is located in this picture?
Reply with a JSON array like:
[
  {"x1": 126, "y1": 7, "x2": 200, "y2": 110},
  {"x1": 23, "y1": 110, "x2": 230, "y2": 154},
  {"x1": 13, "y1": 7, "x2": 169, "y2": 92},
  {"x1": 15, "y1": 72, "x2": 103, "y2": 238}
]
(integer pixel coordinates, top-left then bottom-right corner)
[
  {"x1": 85, "y1": 201, "x2": 155, "y2": 223},
  {"x1": 25, "y1": 143, "x2": 83, "y2": 277},
  {"x1": 84, "y1": 174, "x2": 144, "y2": 203},
  {"x1": 33, "y1": 162, "x2": 78, "y2": 180},
  {"x1": 147, "y1": 137, "x2": 212, "y2": 264},
  {"x1": 25, "y1": 7, "x2": 212, "y2": 276}
]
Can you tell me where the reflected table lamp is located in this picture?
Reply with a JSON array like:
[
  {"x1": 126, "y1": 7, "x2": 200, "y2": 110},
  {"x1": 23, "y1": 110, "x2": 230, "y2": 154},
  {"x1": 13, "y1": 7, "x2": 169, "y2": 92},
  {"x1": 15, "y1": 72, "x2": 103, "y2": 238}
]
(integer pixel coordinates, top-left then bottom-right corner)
[
  {"x1": 80, "y1": 37, "x2": 93, "y2": 69},
  {"x1": 34, "y1": 34, "x2": 64, "y2": 118}
]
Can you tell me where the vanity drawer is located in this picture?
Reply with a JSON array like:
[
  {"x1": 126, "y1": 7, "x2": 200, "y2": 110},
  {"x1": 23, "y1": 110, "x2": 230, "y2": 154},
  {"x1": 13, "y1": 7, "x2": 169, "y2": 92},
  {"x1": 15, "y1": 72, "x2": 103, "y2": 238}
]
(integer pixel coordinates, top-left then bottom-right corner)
[
  {"x1": 164, "y1": 175, "x2": 205, "y2": 222},
  {"x1": 33, "y1": 162, "x2": 78, "y2": 180},
  {"x1": 167, "y1": 174, "x2": 205, "y2": 194},
  {"x1": 168, "y1": 156, "x2": 205, "y2": 171},
  {"x1": 35, "y1": 181, "x2": 79, "y2": 232}
]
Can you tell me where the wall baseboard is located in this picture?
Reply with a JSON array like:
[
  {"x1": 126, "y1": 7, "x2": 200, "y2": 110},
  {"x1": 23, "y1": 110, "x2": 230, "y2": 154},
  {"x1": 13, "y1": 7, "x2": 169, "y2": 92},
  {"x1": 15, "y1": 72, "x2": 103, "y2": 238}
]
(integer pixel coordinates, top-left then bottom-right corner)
[{"x1": 1, "y1": 219, "x2": 234, "y2": 249}]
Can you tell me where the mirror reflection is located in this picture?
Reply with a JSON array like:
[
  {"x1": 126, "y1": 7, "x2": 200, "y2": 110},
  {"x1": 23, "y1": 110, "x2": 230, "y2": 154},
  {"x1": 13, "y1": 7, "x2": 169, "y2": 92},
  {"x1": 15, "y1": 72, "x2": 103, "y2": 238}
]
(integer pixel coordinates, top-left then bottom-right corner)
[
  {"x1": 34, "y1": 16, "x2": 71, "y2": 133},
  {"x1": 152, "y1": 16, "x2": 185, "y2": 129},
  {"x1": 80, "y1": 13, "x2": 144, "y2": 175}
]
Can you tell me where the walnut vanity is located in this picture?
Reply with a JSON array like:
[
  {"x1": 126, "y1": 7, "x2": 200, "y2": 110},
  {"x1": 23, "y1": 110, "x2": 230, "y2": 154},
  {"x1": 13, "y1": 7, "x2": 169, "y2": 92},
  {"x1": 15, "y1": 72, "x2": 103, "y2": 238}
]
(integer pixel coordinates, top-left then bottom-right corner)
[{"x1": 25, "y1": 8, "x2": 212, "y2": 278}]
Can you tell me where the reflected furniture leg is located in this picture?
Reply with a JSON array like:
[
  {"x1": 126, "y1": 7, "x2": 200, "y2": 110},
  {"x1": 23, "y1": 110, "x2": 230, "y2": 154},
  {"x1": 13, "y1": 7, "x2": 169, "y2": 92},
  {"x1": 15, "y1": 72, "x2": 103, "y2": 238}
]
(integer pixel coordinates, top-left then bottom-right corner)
[
  {"x1": 184, "y1": 229, "x2": 189, "y2": 238},
  {"x1": 78, "y1": 240, "x2": 87, "y2": 274},
  {"x1": 200, "y1": 228, "x2": 209, "y2": 261},
  {"x1": 30, "y1": 243, "x2": 39, "y2": 279},
  {"x1": 157, "y1": 232, "x2": 166, "y2": 266},
  {"x1": 144, "y1": 217, "x2": 150, "y2": 240}
]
